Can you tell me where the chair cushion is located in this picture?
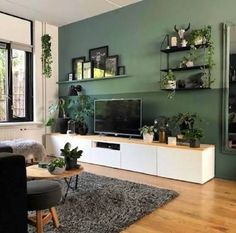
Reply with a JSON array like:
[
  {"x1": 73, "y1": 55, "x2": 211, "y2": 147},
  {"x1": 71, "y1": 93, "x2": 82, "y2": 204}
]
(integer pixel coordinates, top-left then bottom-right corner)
[{"x1": 27, "y1": 180, "x2": 62, "y2": 211}]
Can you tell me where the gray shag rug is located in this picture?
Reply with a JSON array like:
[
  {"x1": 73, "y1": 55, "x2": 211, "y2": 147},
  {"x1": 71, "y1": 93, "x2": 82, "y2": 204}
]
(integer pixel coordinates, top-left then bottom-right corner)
[{"x1": 28, "y1": 172, "x2": 178, "y2": 233}]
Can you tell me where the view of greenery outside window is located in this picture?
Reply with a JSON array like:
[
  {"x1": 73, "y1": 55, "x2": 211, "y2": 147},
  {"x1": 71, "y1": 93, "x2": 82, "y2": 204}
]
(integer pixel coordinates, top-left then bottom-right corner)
[
  {"x1": 12, "y1": 49, "x2": 26, "y2": 118},
  {"x1": 0, "y1": 46, "x2": 7, "y2": 121},
  {"x1": 0, "y1": 42, "x2": 33, "y2": 122}
]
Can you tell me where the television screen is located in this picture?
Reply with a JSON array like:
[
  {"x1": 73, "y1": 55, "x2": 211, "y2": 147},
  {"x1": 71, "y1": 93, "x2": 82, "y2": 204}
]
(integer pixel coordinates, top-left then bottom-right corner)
[{"x1": 94, "y1": 99, "x2": 142, "y2": 136}]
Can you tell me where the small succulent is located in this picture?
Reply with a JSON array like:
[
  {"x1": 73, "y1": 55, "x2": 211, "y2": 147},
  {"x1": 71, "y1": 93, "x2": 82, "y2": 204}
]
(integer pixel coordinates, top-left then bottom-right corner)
[{"x1": 48, "y1": 158, "x2": 65, "y2": 173}]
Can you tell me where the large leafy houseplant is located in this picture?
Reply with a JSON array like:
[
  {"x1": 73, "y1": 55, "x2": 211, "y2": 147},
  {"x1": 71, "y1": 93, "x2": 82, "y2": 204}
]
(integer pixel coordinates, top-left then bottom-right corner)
[
  {"x1": 183, "y1": 128, "x2": 203, "y2": 148},
  {"x1": 41, "y1": 34, "x2": 53, "y2": 78},
  {"x1": 68, "y1": 95, "x2": 94, "y2": 135},
  {"x1": 60, "y1": 142, "x2": 83, "y2": 170}
]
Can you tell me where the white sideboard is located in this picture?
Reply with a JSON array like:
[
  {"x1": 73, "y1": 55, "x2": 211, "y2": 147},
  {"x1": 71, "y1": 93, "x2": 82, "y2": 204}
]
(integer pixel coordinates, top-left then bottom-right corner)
[{"x1": 45, "y1": 134, "x2": 215, "y2": 184}]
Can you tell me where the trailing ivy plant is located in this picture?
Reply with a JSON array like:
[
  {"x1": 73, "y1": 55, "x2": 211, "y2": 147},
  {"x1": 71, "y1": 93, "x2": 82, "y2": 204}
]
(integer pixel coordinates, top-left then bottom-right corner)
[{"x1": 41, "y1": 34, "x2": 53, "y2": 78}]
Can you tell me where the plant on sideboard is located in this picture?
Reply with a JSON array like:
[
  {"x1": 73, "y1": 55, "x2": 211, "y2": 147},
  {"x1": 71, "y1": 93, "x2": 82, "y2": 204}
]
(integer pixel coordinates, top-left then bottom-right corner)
[
  {"x1": 139, "y1": 125, "x2": 156, "y2": 143},
  {"x1": 67, "y1": 95, "x2": 94, "y2": 135},
  {"x1": 41, "y1": 34, "x2": 53, "y2": 78},
  {"x1": 182, "y1": 128, "x2": 203, "y2": 148}
]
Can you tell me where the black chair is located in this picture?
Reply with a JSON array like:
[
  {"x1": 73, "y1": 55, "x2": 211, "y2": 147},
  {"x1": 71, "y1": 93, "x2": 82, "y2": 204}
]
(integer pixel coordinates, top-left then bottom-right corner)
[
  {"x1": 0, "y1": 153, "x2": 62, "y2": 233},
  {"x1": 0, "y1": 153, "x2": 28, "y2": 233}
]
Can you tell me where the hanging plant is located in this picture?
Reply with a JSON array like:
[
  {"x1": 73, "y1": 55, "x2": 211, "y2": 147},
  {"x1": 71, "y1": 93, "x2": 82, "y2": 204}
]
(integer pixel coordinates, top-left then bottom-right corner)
[{"x1": 41, "y1": 34, "x2": 53, "y2": 78}]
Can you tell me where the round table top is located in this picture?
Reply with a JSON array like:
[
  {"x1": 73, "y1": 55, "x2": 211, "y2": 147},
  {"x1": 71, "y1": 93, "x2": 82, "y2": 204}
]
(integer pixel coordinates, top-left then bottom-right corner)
[{"x1": 27, "y1": 164, "x2": 84, "y2": 179}]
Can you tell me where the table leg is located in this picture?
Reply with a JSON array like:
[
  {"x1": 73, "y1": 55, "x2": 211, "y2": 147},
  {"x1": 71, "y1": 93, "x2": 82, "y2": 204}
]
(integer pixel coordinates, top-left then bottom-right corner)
[{"x1": 75, "y1": 175, "x2": 79, "y2": 190}]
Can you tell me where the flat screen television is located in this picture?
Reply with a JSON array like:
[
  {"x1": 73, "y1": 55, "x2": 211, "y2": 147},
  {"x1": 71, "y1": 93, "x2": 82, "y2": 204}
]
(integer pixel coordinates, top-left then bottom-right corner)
[{"x1": 94, "y1": 98, "x2": 142, "y2": 137}]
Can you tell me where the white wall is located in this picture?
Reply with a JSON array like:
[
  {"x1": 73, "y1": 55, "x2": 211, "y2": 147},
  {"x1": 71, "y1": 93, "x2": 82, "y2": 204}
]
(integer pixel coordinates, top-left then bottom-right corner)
[{"x1": 0, "y1": 19, "x2": 58, "y2": 144}]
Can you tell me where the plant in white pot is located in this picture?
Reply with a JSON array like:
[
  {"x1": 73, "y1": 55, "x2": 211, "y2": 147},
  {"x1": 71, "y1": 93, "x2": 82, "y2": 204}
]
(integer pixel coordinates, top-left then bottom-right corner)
[
  {"x1": 47, "y1": 158, "x2": 65, "y2": 175},
  {"x1": 139, "y1": 125, "x2": 155, "y2": 143}
]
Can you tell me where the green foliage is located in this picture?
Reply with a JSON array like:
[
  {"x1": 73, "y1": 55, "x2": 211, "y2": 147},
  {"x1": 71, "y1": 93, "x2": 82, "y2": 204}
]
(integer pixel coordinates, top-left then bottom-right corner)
[
  {"x1": 48, "y1": 158, "x2": 65, "y2": 172},
  {"x1": 68, "y1": 95, "x2": 94, "y2": 124},
  {"x1": 60, "y1": 142, "x2": 83, "y2": 160},
  {"x1": 41, "y1": 34, "x2": 53, "y2": 78},
  {"x1": 171, "y1": 112, "x2": 202, "y2": 132},
  {"x1": 139, "y1": 125, "x2": 155, "y2": 134},
  {"x1": 183, "y1": 128, "x2": 203, "y2": 140},
  {"x1": 46, "y1": 117, "x2": 55, "y2": 127}
]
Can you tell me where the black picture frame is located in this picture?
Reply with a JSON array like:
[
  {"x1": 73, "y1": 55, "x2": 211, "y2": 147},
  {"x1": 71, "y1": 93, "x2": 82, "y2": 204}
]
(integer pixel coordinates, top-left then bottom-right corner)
[
  {"x1": 118, "y1": 66, "x2": 126, "y2": 75},
  {"x1": 83, "y1": 61, "x2": 93, "y2": 79},
  {"x1": 89, "y1": 46, "x2": 108, "y2": 78},
  {"x1": 72, "y1": 56, "x2": 86, "y2": 80},
  {"x1": 105, "y1": 55, "x2": 119, "y2": 77}
]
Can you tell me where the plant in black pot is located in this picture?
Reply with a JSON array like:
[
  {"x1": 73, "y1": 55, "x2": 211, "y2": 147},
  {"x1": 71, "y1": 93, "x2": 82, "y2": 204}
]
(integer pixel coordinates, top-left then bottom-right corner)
[
  {"x1": 68, "y1": 95, "x2": 94, "y2": 135},
  {"x1": 60, "y1": 142, "x2": 83, "y2": 170},
  {"x1": 183, "y1": 128, "x2": 203, "y2": 148}
]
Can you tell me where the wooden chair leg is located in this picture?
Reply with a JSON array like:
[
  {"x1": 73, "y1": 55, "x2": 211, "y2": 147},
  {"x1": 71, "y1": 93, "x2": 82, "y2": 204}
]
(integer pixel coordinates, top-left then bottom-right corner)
[
  {"x1": 36, "y1": 210, "x2": 43, "y2": 233},
  {"x1": 50, "y1": 207, "x2": 60, "y2": 228}
]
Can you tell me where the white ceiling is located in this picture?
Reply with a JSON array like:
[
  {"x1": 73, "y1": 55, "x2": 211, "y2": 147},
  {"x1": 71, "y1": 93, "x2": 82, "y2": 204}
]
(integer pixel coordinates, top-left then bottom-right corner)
[{"x1": 0, "y1": 0, "x2": 142, "y2": 26}]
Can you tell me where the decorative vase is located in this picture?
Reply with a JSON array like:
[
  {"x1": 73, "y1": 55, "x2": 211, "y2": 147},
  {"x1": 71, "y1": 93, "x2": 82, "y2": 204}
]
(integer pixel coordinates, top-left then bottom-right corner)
[
  {"x1": 159, "y1": 130, "x2": 166, "y2": 143},
  {"x1": 65, "y1": 158, "x2": 78, "y2": 170},
  {"x1": 185, "y1": 61, "x2": 194, "y2": 67},
  {"x1": 57, "y1": 118, "x2": 70, "y2": 134},
  {"x1": 189, "y1": 139, "x2": 200, "y2": 148},
  {"x1": 48, "y1": 166, "x2": 65, "y2": 175},
  {"x1": 143, "y1": 133, "x2": 154, "y2": 143}
]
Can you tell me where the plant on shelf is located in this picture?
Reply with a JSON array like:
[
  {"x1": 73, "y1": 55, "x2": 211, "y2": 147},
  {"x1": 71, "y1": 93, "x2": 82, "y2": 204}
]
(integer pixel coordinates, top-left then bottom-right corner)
[
  {"x1": 139, "y1": 125, "x2": 156, "y2": 143},
  {"x1": 182, "y1": 128, "x2": 203, "y2": 148},
  {"x1": 68, "y1": 95, "x2": 94, "y2": 135},
  {"x1": 41, "y1": 34, "x2": 53, "y2": 78},
  {"x1": 60, "y1": 142, "x2": 83, "y2": 170},
  {"x1": 180, "y1": 46, "x2": 198, "y2": 68},
  {"x1": 161, "y1": 70, "x2": 176, "y2": 99},
  {"x1": 47, "y1": 158, "x2": 65, "y2": 174}
]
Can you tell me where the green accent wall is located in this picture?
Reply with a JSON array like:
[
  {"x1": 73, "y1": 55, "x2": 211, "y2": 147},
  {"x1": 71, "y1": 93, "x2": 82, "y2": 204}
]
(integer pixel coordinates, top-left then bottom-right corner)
[{"x1": 59, "y1": 0, "x2": 236, "y2": 180}]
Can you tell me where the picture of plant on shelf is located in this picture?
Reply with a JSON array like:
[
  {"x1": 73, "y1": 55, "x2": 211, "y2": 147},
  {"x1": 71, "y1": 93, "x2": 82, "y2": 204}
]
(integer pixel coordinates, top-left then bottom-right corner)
[
  {"x1": 183, "y1": 128, "x2": 203, "y2": 148},
  {"x1": 139, "y1": 125, "x2": 156, "y2": 143}
]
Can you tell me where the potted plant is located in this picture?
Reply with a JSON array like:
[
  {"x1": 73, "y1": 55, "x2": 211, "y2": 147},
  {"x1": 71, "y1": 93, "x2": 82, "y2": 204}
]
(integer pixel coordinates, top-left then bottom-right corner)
[
  {"x1": 47, "y1": 158, "x2": 65, "y2": 174},
  {"x1": 139, "y1": 125, "x2": 156, "y2": 143},
  {"x1": 68, "y1": 95, "x2": 94, "y2": 135},
  {"x1": 41, "y1": 34, "x2": 53, "y2": 79},
  {"x1": 161, "y1": 69, "x2": 176, "y2": 89},
  {"x1": 183, "y1": 128, "x2": 203, "y2": 148},
  {"x1": 46, "y1": 98, "x2": 70, "y2": 134},
  {"x1": 180, "y1": 47, "x2": 198, "y2": 68},
  {"x1": 60, "y1": 142, "x2": 83, "y2": 170}
]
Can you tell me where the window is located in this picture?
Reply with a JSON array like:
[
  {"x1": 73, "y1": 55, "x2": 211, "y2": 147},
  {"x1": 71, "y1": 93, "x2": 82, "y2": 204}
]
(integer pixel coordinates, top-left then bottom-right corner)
[{"x1": 0, "y1": 42, "x2": 33, "y2": 122}]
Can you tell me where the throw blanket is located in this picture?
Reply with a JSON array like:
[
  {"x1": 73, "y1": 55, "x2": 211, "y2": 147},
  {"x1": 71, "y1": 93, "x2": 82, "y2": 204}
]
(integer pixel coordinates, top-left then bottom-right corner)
[{"x1": 0, "y1": 139, "x2": 46, "y2": 162}]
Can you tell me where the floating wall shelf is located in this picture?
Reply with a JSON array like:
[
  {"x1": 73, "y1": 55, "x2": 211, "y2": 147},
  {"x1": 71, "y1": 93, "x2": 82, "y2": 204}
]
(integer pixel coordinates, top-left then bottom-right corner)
[{"x1": 57, "y1": 75, "x2": 129, "y2": 85}]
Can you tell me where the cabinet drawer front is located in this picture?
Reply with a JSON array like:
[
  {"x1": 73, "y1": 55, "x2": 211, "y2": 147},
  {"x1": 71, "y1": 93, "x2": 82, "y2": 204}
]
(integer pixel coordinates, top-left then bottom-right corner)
[
  {"x1": 90, "y1": 148, "x2": 121, "y2": 168},
  {"x1": 121, "y1": 143, "x2": 157, "y2": 175}
]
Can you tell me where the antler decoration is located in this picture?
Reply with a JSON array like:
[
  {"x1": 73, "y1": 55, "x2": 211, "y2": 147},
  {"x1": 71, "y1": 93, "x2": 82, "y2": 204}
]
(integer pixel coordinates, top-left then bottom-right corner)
[{"x1": 174, "y1": 23, "x2": 191, "y2": 39}]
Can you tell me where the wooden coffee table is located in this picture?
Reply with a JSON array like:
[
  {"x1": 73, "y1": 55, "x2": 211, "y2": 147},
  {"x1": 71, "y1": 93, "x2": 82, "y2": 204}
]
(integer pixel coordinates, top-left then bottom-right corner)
[{"x1": 27, "y1": 165, "x2": 84, "y2": 201}]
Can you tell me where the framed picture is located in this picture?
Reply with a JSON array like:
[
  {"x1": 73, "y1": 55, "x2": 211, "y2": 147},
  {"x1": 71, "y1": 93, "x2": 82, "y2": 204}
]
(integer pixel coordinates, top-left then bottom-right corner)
[
  {"x1": 118, "y1": 66, "x2": 126, "y2": 75},
  {"x1": 72, "y1": 56, "x2": 85, "y2": 80},
  {"x1": 89, "y1": 46, "x2": 108, "y2": 78},
  {"x1": 105, "y1": 55, "x2": 119, "y2": 77},
  {"x1": 83, "y1": 61, "x2": 93, "y2": 79}
]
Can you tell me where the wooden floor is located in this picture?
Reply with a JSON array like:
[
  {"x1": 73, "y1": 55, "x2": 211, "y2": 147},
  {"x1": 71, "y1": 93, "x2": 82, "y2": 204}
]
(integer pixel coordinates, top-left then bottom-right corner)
[{"x1": 80, "y1": 162, "x2": 236, "y2": 233}]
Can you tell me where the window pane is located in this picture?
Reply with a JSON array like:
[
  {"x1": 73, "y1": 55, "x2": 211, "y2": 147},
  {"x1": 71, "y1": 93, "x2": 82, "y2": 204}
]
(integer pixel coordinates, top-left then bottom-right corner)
[
  {"x1": 0, "y1": 47, "x2": 8, "y2": 121},
  {"x1": 12, "y1": 49, "x2": 26, "y2": 118}
]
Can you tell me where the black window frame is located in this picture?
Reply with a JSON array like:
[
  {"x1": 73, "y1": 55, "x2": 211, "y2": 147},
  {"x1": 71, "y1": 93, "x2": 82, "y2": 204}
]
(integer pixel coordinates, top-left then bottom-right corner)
[{"x1": 0, "y1": 12, "x2": 33, "y2": 123}]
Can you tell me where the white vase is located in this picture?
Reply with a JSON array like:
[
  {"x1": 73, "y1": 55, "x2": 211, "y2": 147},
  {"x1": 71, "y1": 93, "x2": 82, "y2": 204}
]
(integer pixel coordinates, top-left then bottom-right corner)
[
  {"x1": 186, "y1": 61, "x2": 194, "y2": 67},
  {"x1": 143, "y1": 133, "x2": 154, "y2": 143},
  {"x1": 49, "y1": 166, "x2": 65, "y2": 175}
]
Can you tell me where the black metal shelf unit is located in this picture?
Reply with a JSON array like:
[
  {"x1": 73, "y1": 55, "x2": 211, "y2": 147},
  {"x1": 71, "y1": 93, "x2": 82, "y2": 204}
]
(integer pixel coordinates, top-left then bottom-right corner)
[{"x1": 160, "y1": 35, "x2": 211, "y2": 91}]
